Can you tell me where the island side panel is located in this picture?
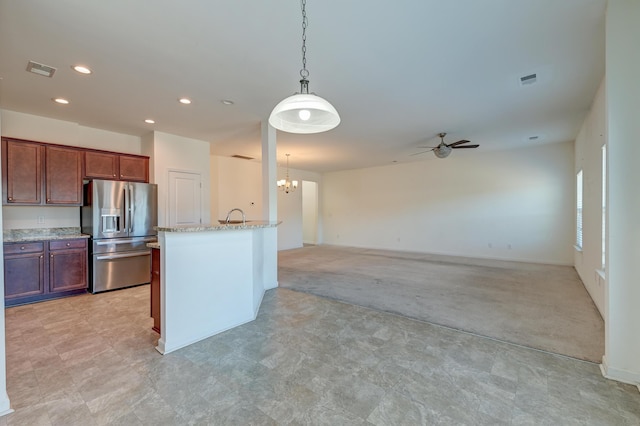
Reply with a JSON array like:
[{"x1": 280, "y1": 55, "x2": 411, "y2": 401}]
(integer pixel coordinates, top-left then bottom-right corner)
[
  {"x1": 157, "y1": 229, "x2": 255, "y2": 354},
  {"x1": 262, "y1": 226, "x2": 278, "y2": 291}
]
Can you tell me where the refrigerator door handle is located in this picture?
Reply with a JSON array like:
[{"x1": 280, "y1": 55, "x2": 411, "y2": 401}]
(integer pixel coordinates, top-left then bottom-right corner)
[
  {"x1": 122, "y1": 188, "x2": 128, "y2": 233},
  {"x1": 129, "y1": 183, "x2": 134, "y2": 233},
  {"x1": 96, "y1": 251, "x2": 151, "y2": 261},
  {"x1": 95, "y1": 237, "x2": 157, "y2": 245}
]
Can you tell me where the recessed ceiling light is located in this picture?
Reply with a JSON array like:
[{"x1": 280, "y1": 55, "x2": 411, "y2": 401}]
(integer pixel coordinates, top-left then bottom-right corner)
[
  {"x1": 179, "y1": 98, "x2": 192, "y2": 105},
  {"x1": 144, "y1": 119, "x2": 155, "y2": 124},
  {"x1": 72, "y1": 65, "x2": 92, "y2": 74},
  {"x1": 221, "y1": 100, "x2": 234, "y2": 105},
  {"x1": 52, "y1": 98, "x2": 69, "y2": 104}
]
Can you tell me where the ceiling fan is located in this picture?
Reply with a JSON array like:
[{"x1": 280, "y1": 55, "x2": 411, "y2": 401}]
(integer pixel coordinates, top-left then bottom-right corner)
[{"x1": 412, "y1": 132, "x2": 479, "y2": 159}]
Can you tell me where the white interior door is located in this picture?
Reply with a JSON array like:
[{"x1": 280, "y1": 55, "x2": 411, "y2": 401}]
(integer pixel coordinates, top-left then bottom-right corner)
[{"x1": 168, "y1": 170, "x2": 202, "y2": 226}]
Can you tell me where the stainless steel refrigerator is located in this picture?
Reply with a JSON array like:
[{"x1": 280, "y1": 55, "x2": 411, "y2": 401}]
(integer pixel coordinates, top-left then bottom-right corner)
[{"x1": 81, "y1": 179, "x2": 158, "y2": 293}]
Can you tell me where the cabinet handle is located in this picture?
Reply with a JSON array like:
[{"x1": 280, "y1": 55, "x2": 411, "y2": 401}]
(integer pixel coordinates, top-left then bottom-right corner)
[
  {"x1": 40, "y1": 255, "x2": 43, "y2": 259},
  {"x1": 66, "y1": 242, "x2": 71, "y2": 247},
  {"x1": 20, "y1": 246, "x2": 25, "y2": 250},
  {"x1": 50, "y1": 254, "x2": 54, "y2": 258},
  {"x1": 8, "y1": 197, "x2": 13, "y2": 201},
  {"x1": 47, "y1": 198, "x2": 51, "y2": 202}
]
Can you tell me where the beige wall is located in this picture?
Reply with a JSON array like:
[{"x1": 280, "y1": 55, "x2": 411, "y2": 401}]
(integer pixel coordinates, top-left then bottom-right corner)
[
  {"x1": 210, "y1": 156, "x2": 263, "y2": 222},
  {"x1": 210, "y1": 155, "x2": 322, "y2": 250},
  {"x1": 574, "y1": 78, "x2": 606, "y2": 316},
  {"x1": 1, "y1": 110, "x2": 141, "y2": 153},
  {"x1": 602, "y1": 0, "x2": 640, "y2": 386},
  {"x1": 322, "y1": 142, "x2": 575, "y2": 265},
  {"x1": 143, "y1": 131, "x2": 211, "y2": 227}
]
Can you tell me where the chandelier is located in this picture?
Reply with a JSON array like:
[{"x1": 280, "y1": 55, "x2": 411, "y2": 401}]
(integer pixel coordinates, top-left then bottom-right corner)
[
  {"x1": 268, "y1": 0, "x2": 340, "y2": 134},
  {"x1": 277, "y1": 154, "x2": 299, "y2": 193}
]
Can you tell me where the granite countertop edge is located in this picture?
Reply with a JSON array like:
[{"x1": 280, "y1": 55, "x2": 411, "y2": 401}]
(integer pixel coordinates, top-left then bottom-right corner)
[
  {"x1": 155, "y1": 221, "x2": 281, "y2": 233},
  {"x1": 3, "y1": 227, "x2": 90, "y2": 243}
]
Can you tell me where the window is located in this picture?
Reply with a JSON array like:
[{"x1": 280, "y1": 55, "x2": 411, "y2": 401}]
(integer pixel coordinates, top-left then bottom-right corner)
[
  {"x1": 601, "y1": 145, "x2": 606, "y2": 269},
  {"x1": 576, "y1": 170, "x2": 583, "y2": 249}
]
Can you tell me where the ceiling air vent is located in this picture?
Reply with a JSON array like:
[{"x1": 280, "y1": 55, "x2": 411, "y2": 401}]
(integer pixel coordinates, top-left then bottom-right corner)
[
  {"x1": 231, "y1": 154, "x2": 254, "y2": 160},
  {"x1": 26, "y1": 61, "x2": 56, "y2": 78},
  {"x1": 519, "y1": 73, "x2": 537, "y2": 86},
  {"x1": 528, "y1": 135, "x2": 540, "y2": 141}
]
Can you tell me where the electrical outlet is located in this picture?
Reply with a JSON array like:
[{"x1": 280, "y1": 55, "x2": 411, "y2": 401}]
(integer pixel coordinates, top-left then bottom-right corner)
[{"x1": 37, "y1": 215, "x2": 45, "y2": 224}]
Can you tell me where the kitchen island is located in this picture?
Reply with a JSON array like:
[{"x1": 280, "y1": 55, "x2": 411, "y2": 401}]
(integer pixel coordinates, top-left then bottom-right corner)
[{"x1": 154, "y1": 221, "x2": 279, "y2": 354}]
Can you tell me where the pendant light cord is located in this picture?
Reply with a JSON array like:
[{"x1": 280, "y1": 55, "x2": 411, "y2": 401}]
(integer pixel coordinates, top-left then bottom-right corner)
[
  {"x1": 299, "y1": 0, "x2": 310, "y2": 94},
  {"x1": 300, "y1": 0, "x2": 309, "y2": 80}
]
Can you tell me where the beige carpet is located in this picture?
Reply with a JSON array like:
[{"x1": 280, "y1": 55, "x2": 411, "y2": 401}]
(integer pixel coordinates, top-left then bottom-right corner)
[{"x1": 278, "y1": 245, "x2": 604, "y2": 363}]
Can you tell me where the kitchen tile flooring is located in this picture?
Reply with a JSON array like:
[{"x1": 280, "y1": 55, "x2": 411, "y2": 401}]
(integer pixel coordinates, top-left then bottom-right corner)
[{"x1": 3, "y1": 285, "x2": 640, "y2": 425}]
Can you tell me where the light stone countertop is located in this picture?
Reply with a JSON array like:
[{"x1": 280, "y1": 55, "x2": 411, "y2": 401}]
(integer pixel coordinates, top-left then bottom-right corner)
[
  {"x1": 155, "y1": 221, "x2": 280, "y2": 233},
  {"x1": 147, "y1": 242, "x2": 160, "y2": 249},
  {"x1": 3, "y1": 227, "x2": 90, "y2": 243}
]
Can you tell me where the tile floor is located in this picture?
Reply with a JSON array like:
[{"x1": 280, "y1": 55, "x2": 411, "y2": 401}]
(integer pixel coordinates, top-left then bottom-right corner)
[{"x1": 2, "y1": 285, "x2": 640, "y2": 425}]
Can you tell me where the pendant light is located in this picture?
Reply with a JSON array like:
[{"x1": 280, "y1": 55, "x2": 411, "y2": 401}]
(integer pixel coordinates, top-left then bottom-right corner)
[
  {"x1": 269, "y1": 0, "x2": 340, "y2": 134},
  {"x1": 277, "y1": 154, "x2": 299, "y2": 193}
]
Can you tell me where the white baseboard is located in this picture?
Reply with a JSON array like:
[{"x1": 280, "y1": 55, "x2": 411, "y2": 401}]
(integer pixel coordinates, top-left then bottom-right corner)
[
  {"x1": 264, "y1": 280, "x2": 278, "y2": 290},
  {"x1": 600, "y1": 356, "x2": 640, "y2": 392}
]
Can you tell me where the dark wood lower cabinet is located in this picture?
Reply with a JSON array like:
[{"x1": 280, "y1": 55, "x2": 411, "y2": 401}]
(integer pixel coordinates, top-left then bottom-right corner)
[
  {"x1": 4, "y1": 243, "x2": 45, "y2": 299},
  {"x1": 49, "y1": 239, "x2": 88, "y2": 292},
  {"x1": 3, "y1": 238, "x2": 88, "y2": 306},
  {"x1": 150, "y1": 247, "x2": 160, "y2": 333}
]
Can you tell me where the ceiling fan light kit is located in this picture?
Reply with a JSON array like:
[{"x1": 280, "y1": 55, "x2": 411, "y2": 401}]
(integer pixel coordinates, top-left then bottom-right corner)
[
  {"x1": 433, "y1": 144, "x2": 452, "y2": 158},
  {"x1": 413, "y1": 132, "x2": 480, "y2": 159},
  {"x1": 268, "y1": 0, "x2": 340, "y2": 134}
]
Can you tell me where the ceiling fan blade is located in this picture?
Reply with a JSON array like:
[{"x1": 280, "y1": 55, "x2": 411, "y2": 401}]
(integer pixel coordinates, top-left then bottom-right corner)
[
  {"x1": 447, "y1": 139, "x2": 471, "y2": 147},
  {"x1": 416, "y1": 146, "x2": 437, "y2": 149},
  {"x1": 451, "y1": 144, "x2": 479, "y2": 149},
  {"x1": 410, "y1": 149, "x2": 434, "y2": 156}
]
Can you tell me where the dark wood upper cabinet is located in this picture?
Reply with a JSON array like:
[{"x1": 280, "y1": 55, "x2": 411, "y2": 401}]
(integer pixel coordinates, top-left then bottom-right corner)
[
  {"x1": 84, "y1": 151, "x2": 118, "y2": 180},
  {"x1": 45, "y1": 145, "x2": 83, "y2": 205},
  {"x1": 2, "y1": 138, "x2": 42, "y2": 204},
  {"x1": 2, "y1": 138, "x2": 150, "y2": 206},
  {"x1": 119, "y1": 155, "x2": 149, "y2": 182}
]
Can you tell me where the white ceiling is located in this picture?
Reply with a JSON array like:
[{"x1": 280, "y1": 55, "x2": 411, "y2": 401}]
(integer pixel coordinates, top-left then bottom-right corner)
[{"x1": 0, "y1": 0, "x2": 606, "y2": 172}]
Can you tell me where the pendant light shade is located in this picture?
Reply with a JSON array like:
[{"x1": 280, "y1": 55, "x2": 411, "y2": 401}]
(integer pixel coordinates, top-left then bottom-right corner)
[
  {"x1": 269, "y1": 0, "x2": 339, "y2": 134},
  {"x1": 269, "y1": 89, "x2": 340, "y2": 134}
]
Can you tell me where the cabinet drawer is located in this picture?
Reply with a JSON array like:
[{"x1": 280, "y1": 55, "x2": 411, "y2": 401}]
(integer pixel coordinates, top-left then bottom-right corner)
[
  {"x1": 4, "y1": 242, "x2": 45, "y2": 255},
  {"x1": 49, "y1": 239, "x2": 87, "y2": 251}
]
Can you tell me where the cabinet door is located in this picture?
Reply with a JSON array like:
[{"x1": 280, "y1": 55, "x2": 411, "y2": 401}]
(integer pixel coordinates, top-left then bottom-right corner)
[
  {"x1": 4, "y1": 253, "x2": 46, "y2": 299},
  {"x1": 119, "y1": 155, "x2": 149, "y2": 182},
  {"x1": 49, "y1": 239, "x2": 87, "y2": 293},
  {"x1": 46, "y1": 146, "x2": 83, "y2": 205},
  {"x1": 2, "y1": 139, "x2": 42, "y2": 204},
  {"x1": 85, "y1": 151, "x2": 118, "y2": 180}
]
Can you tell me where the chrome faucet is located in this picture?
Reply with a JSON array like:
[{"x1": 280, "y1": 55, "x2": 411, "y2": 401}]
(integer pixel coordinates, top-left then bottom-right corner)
[{"x1": 225, "y1": 208, "x2": 246, "y2": 225}]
